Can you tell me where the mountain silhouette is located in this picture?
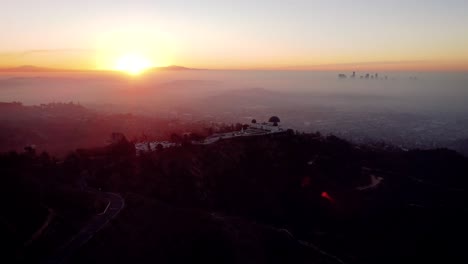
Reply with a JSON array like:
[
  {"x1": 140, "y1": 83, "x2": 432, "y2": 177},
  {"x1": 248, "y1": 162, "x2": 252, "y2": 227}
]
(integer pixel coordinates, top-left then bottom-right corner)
[{"x1": 152, "y1": 65, "x2": 200, "y2": 71}]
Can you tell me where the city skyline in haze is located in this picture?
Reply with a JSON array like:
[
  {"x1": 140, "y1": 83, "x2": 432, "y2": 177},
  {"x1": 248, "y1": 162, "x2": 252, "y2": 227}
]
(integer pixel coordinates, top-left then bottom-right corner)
[{"x1": 1, "y1": 0, "x2": 468, "y2": 71}]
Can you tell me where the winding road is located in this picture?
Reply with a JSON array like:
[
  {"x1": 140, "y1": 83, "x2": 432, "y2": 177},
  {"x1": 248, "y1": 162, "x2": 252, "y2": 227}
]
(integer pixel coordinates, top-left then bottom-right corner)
[{"x1": 45, "y1": 192, "x2": 125, "y2": 264}]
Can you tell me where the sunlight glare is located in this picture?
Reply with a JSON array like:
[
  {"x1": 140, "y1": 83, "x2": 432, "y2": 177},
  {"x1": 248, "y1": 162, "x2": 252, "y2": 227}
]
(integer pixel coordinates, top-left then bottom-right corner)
[{"x1": 114, "y1": 53, "x2": 153, "y2": 75}]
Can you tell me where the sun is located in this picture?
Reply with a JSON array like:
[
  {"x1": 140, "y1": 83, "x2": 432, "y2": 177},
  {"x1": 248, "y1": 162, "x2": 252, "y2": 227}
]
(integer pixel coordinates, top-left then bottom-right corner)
[{"x1": 114, "y1": 53, "x2": 154, "y2": 75}]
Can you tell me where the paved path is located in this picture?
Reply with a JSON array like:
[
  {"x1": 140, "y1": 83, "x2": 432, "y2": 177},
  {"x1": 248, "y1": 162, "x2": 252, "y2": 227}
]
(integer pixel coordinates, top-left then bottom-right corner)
[
  {"x1": 45, "y1": 192, "x2": 124, "y2": 264},
  {"x1": 356, "y1": 175, "x2": 383, "y2": 191}
]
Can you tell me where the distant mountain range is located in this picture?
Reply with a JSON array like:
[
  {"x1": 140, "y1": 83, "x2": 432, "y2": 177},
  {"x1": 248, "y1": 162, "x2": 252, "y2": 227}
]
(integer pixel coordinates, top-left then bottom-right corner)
[
  {"x1": 0, "y1": 65, "x2": 62, "y2": 72},
  {"x1": 0, "y1": 65, "x2": 199, "y2": 73},
  {"x1": 152, "y1": 65, "x2": 199, "y2": 71}
]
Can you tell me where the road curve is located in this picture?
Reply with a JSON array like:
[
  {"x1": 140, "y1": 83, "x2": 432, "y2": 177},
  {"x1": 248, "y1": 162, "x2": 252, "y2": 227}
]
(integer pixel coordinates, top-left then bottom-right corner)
[{"x1": 45, "y1": 192, "x2": 125, "y2": 264}]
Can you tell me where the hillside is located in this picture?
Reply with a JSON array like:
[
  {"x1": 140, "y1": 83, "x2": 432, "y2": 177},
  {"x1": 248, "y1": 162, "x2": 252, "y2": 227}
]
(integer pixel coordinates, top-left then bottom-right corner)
[
  {"x1": 2, "y1": 132, "x2": 468, "y2": 263},
  {"x1": 72, "y1": 193, "x2": 336, "y2": 264},
  {"x1": 0, "y1": 102, "x2": 208, "y2": 156}
]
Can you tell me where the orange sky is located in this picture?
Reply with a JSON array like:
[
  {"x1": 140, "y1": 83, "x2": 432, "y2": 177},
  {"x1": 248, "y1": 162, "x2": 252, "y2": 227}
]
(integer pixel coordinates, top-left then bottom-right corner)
[{"x1": 1, "y1": 1, "x2": 468, "y2": 72}]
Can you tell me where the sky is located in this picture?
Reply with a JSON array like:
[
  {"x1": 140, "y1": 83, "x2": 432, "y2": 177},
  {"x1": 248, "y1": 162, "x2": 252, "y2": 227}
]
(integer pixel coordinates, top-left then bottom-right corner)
[{"x1": 1, "y1": 0, "x2": 468, "y2": 71}]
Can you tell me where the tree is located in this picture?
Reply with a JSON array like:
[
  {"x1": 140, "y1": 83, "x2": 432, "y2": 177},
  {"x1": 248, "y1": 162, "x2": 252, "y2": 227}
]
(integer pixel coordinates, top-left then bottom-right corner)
[
  {"x1": 108, "y1": 132, "x2": 127, "y2": 145},
  {"x1": 24, "y1": 145, "x2": 36, "y2": 156},
  {"x1": 268, "y1": 116, "x2": 281, "y2": 126},
  {"x1": 189, "y1": 133, "x2": 204, "y2": 141},
  {"x1": 170, "y1": 133, "x2": 182, "y2": 143},
  {"x1": 156, "y1": 144, "x2": 164, "y2": 152},
  {"x1": 108, "y1": 133, "x2": 134, "y2": 156}
]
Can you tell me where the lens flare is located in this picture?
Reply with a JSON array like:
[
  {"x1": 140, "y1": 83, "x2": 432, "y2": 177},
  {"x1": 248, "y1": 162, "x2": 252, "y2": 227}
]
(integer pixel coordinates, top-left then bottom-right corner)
[{"x1": 114, "y1": 53, "x2": 153, "y2": 75}]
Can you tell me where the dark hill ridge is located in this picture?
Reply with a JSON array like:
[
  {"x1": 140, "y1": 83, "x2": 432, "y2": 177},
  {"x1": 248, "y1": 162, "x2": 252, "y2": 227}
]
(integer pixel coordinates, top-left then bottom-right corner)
[{"x1": 2, "y1": 132, "x2": 467, "y2": 263}]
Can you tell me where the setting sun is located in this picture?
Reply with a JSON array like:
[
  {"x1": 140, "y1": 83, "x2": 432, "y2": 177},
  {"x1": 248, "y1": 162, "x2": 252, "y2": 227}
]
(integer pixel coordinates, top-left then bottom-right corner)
[{"x1": 114, "y1": 53, "x2": 154, "y2": 75}]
